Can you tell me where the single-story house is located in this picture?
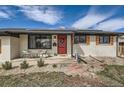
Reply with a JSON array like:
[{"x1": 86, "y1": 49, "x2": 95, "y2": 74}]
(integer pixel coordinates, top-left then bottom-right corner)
[{"x1": 0, "y1": 28, "x2": 124, "y2": 62}]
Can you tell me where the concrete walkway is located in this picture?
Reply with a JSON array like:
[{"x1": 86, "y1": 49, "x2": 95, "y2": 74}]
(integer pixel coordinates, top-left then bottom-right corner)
[{"x1": 11, "y1": 56, "x2": 74, "y2": 65}]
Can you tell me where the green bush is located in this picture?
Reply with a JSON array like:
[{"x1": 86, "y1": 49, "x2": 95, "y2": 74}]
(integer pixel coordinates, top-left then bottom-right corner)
[
  {"x1": 20, "y1": 60, "x2": 29, "y2": 69},
  {"x1": 37, "y1": 58, "x2": 44, "y2": 67},
  {"x1": 54, "y1": 53, "x2": 57, "y2": 56},
  {"x1": 2, "y1": 61, "x2": 12, "y2": 70},
  {"x1": 52, "y1": 64, "x2": 57, "y2": 68}
]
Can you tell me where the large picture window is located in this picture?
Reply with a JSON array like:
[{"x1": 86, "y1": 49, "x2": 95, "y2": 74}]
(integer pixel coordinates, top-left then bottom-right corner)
[
  {"x1": 74, "y1": 34, "x2": 86, "y2": 44},
  {"x1": 99, "y1": 35, "x2": 110, "y2": 44},
  {"x1": 28, "y1": 34, "x2": 52, "y2": 49}
]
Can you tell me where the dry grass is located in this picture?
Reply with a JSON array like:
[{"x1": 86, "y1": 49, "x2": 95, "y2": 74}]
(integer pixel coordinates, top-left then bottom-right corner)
[
  {"x1": 97, "y1": 65, "x2": 124, "y2": 86},
  {"x1": 0, "y1": 72, "x2": 105, "y2": 87}
]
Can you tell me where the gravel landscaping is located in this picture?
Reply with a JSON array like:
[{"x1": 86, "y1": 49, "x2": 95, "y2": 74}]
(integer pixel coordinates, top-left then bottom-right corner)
[
  {"x1": 0, "y1": 57, "x2": 124, "y2": 87},
  {"x1": 0, "y1": 72, "x2": 105, "y2": 87}
]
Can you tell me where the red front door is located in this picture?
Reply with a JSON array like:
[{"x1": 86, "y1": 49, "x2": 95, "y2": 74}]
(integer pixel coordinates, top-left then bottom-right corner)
[{"x1": 58, "y1": 35, "x2": 67, "y2": 54}]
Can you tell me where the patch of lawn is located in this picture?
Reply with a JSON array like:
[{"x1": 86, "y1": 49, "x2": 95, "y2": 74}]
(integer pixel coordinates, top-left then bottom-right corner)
[
  {"x1": 0, "y1": 72, "x2": 65, "y2": 87},
  {"x1": 0, "y1": 72, "x2": 104, "y2": 87},
  {"x1": 97, "y1": 65, "x2": 124, "y2": 86}
]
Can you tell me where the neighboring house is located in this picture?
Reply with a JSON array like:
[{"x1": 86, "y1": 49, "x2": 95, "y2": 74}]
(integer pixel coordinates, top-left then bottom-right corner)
[{"x1": 0, "y1": 28, "x2": 124, "y2": 62}]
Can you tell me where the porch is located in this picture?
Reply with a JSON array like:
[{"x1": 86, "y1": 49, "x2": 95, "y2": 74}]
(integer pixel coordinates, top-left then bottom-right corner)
[
  {"x1": 0, "y1": 33, "x2": 73, "y2": 62},
  {"x1": 11, "y1": 55, "x2": 73, "y2": 65},
  {"x1": 15, "y1": 33, "x2": 73, "y2": 60}
]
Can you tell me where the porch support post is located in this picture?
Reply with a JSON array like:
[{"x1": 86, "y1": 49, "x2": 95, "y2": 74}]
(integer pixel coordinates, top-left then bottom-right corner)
[{"x1": 71, "y1": 33, "x2": 74, "y2": 58}]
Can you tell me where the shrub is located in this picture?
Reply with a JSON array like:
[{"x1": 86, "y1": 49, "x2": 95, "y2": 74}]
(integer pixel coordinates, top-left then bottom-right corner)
[
  {"x1": 54, "y1": 53, "x2": 57, "y2": 56},
  {"x1": 37, "y1": 58, "x2": 44, "y2": 67},
  {"x1": 52, "y1": 64, "x2": 57, "y2": 68},
  {"x1": 2, "y1": 61, "x2": 12, "y2": 70},
  {"x1": 20, "y1": 60, "x2": 29, "y2": 69}
]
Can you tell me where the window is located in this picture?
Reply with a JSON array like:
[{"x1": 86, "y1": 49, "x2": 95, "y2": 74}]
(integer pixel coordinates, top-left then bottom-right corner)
[
  {"x1": 99, "y1": 35, "x2": 110, "y2": 44},
  {"x1": 79, "y1": 35, "x2": 86, "y2": 43},
  {"x1": 74, "y1": 34, "x2": 86, "y2": 44},
  {"x1": 28, "y1": 34, "x2": 52, "y2": 49},
  {"x1": 74, "y1": 35, "x2": 79, "y2": 44}
]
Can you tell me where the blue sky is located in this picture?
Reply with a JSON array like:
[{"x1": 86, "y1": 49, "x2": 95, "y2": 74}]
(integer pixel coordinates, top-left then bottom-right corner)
[{"x1": 0, "y1": 5, "x2": 124, "y2": 32}]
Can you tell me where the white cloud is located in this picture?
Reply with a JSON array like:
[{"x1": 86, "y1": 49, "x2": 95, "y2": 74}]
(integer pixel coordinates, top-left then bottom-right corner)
[
  {"x1": 0, "y1": 11, "x2": 10, "y2": 18},
  {"x1": 59, "y1": 26, "x2": 66, "y2": 29},
  {"x1": 93, "y1": 18, "x2": 124, "y2": 31},
  {"x1": 0, "y1": 6, "x2": 14, "y2": 19},
  {"x1": 19, "y1": 6, "x2": 63, "y2": 25},
  {"x1": 72, "y1": 6, "x2": 119, "y2": 29}
]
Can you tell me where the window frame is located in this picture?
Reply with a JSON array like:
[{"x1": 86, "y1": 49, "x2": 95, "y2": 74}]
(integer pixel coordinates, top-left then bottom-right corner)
[
  {"x1": 99, "y1": 35, "x2": 110, "y2": 44},
  {"x1": 74, "y1": 34, "x2": 86, "y2": 44},
  {"x1": 28, "y1": 34, "x2": 52, "y2": 49}
]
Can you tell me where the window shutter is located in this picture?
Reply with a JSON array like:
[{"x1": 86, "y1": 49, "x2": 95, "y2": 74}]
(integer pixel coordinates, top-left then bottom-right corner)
[
  {"x1": 96, "y1": 35, "x2": 99, "y2": 45},
  {"x1": 72, "y1": 33, "x2": 74, "y2": 45},
  {"x1": 110, "y1": 36, "x2": 114, "y2": 45},
  {"x1": 86, "y1": 35, "x2": 90, "y2": 45},
  {"x1": 0, "y1": 39, "x2": 1, "y2": 53}
]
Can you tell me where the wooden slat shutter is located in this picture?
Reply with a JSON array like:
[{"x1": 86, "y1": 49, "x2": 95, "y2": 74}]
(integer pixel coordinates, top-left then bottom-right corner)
[
  {"x1": 71, "y1": 33, "x2": 74, "y2": 45},
  {"x1": 86, "y1": 35, "x2": 90, "y2": 45},
  {"x1": 0, "y1": 39, "x2": 1, "y2": 53},
  {"x1": 96, "y1": 35, "x2": 100, "y2": 45},
  {"x1": 110, "y1": 36, "x2": 114, "y2": 45}
]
